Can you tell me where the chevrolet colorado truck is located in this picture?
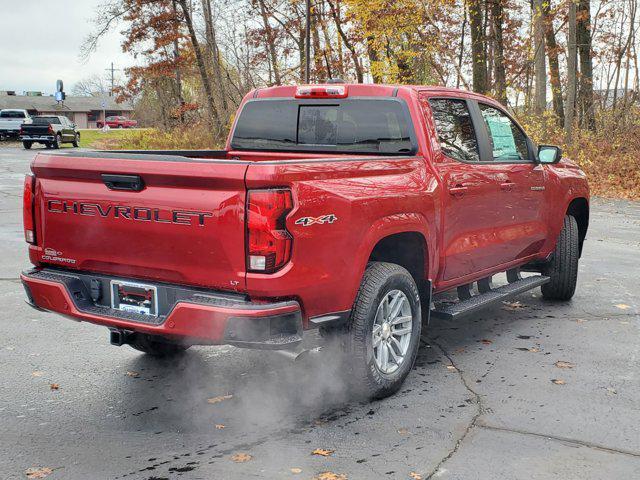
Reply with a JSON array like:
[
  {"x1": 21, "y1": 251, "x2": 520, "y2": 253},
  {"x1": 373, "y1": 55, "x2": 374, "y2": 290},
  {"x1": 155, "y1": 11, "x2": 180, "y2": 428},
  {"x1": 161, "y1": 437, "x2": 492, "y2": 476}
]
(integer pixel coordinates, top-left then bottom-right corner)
[{"x1": 21, "y1": 84, "x2": 589, "y2": 398}]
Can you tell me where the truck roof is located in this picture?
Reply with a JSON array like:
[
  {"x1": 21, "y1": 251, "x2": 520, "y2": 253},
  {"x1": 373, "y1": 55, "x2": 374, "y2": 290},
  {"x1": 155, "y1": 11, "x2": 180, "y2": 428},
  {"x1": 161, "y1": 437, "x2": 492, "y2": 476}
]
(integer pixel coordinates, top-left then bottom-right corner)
[{"x1": 252, "y1": 83, "x2": 496, "y2": 103}]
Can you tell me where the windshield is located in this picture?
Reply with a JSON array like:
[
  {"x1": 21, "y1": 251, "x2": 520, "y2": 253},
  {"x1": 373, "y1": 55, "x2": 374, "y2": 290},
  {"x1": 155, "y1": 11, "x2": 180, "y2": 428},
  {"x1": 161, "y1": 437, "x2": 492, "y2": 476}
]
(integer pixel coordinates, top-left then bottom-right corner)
[
  {"x1": 0, "y1": 111, "x2": 26, "y2": 118},
  {"x1": 231, "y1": 99, "x2": 416, "y2": 154}
]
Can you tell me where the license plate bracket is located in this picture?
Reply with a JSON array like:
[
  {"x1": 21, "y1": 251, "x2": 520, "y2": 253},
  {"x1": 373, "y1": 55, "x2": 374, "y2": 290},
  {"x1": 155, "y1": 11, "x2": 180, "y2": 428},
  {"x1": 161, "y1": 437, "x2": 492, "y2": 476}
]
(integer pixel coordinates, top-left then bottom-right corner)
[{"x1": 110, "y1": 280, "x2": 158, "y2": 317}]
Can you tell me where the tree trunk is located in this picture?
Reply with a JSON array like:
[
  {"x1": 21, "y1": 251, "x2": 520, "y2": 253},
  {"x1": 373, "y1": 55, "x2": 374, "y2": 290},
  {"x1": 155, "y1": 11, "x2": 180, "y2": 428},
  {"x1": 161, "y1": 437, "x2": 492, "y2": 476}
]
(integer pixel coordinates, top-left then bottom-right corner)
[
  {"x1": 202, "y1": 0, "x2": 228, "y2": 112},
  {"x1": 576, "y1": 0, "x2": 595, "y2": 130},
  {"x1": 327, "y1": 0, "x2": 363, "y2": 82},
  {"x1": 176, "y1": 0, "x2": 220, "y2": 132},
  {"x1": 257, "y1": 0, "x2": 282, "y2": 85},
  {"x1": 457, "y1": 0, "x2": 467, "y2": 89},
  {"x1": 491, "y1": 0, "x2": 507, "y2": 104},
  {"x1": 564, "y1": 0, "x2": 577, "y2": 141},
  {"x1": 469, "y1": 0, "x2": 487, "y2": 93},
  {"x1": 533, "y1": 0, "x2": 547, "y2": 113},
  {"x1": 366, "y1": 36, "x2": 383, "y2": 83},
  {"x1": 171, "y1": 0, "x2": 185, "y2": 123},
  {"x1": 542, "y1": 0, "x2": 564, "y2": 124}
]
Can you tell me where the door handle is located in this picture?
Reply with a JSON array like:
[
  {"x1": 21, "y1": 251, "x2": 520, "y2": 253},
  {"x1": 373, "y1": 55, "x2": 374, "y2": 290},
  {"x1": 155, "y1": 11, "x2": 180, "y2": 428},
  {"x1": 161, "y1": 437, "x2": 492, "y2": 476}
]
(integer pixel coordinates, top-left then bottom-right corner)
[
  {"x1": 448, "y1": 185, "x2": 468, "y2": 196},
  {"x1": 101, "y1": 174, "x2": 145, "y2": 191},
  {"x1": 500, "y1": 182, "x2": 515, "y2": 191}
]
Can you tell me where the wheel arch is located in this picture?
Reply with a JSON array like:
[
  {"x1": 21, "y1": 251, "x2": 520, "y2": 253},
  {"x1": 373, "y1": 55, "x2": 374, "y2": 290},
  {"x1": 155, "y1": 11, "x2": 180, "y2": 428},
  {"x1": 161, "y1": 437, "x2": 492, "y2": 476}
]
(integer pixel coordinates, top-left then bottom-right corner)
[
  {"x1": 368, "y1": 231, "x2": 429, "y2": 289},
  {"x1": 566, "y1": 197, "x2": 589, "y2": 255}
]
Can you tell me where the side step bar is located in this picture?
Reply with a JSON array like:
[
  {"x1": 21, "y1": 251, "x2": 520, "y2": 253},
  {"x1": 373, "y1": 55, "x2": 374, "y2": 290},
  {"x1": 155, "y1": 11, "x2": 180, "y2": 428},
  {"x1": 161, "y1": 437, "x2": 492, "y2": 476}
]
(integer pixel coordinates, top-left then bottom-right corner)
[{"x1": 431, "y1": 275, "x2": 550, "y2": 320}]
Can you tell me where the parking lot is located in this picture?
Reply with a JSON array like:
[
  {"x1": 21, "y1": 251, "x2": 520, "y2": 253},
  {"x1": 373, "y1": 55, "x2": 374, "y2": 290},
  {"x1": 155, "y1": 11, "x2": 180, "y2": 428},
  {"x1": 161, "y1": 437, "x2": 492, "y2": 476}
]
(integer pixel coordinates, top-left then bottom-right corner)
[{"x1": 1, "y1": 145, "x2": 639, "y2": 479}]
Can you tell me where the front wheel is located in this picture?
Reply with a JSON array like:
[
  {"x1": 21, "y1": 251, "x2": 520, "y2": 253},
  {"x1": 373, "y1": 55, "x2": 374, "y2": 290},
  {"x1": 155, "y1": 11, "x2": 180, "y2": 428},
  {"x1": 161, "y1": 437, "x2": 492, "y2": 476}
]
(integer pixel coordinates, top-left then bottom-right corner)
[
  {"x1": 541, "y1": 215, "x2": 580, "y2": 301},
  {"x1": 346, "y1": 262, "x2": 422, "y2": 399},
  {"x1": 129, "y1": 334, "x2": 190, "y2": 357},
  {"x1": 72, "y1": 133, "x2": 80, "y2": 147}
]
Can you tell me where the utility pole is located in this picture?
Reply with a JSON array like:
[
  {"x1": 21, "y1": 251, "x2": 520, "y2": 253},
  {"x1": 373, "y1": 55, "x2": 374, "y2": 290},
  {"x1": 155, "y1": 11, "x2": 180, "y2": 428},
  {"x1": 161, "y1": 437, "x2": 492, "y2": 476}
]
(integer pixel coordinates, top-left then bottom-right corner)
[
  {"x1": 305, "y1": 0, "x2": 311, "y2": 83},
  {"x1": 105, "y1": 62, "x2": 121, "y2": 97}
]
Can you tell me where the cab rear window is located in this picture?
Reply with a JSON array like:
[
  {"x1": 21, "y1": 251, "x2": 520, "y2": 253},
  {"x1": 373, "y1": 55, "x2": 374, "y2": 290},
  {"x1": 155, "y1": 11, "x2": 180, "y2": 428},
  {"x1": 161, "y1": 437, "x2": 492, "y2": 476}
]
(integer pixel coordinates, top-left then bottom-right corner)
[
  {"x1": 32, "y1": 117, "x2": 60, "y2": 125},
  {"x1": 0, "y1": 111, "x2": 26, "y2": 118},
  {"x1": 231, "y1": 99, "x2": 416, "y2": 154}
]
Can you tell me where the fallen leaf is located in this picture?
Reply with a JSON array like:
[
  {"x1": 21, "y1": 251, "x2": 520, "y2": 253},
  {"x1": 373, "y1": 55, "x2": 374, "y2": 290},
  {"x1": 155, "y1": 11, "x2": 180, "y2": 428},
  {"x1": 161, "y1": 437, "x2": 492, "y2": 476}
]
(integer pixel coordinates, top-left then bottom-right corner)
[
  {"x1": 49, "y1": 383, "x2": 59, "y2": 390},
  {"x1": 454, "y1": 347, "x2": 466, "y2": 354},
  {"x1": 32, "y1": 371, "x2": 44, "y2": 377},
  {"x1": 312, "y1": 448, "x2": 334, "y2": 457},
  {"x1": 480, "y1": 339, "x2": 492, "y2": 345},
  {"x1": 230, "y1": 453, "x2": 252, "y2": 463},
  {"x1": 25, "y1": 467, "x2": 53, "y2": 479},
  {"x1": 446, "y1": 365, "x2": 457, "y2": 372},
  {"x1": 555, "y1": 361, "x2": 575, "y2": 369},
  {"x1": 551, "y1": 379, "x2": 565, "y2": 385},
  {"x1": 290, "y1": 467, "x2": 303, "y2": 474},
  {"x1": 125, "y1": 371, "x2": 139, "y2": 378},
  {"x1": 575, "y1": 318, "x2": 587, "y2": 323},
  {"x1": 615, "y1": 304, "x2": 630, "y2": 310},
  {"x1": 397, "y1": 428, "x2": 409, "y2": 435},
  {"x1": 502, "y1": 301, "x2": 526, "y2": 311},
  {"x1": 606, "y1": 387, "x2": 617, "y2": 395},
  {"x1": 207, "y1": 394, "x2": 233, "y2": 404},
  {"x1": 313, "y1": 473, "x2": 347, "y2": 480},
  {"x1": 528, "y1": 347, "x2": 540, "y2": 353},
  {"x1": 215, "y1": 424, "x2": 226, "y2": 430},
  {"x1": 410, "y1": 473, "x2": 423, "y2": 480}
]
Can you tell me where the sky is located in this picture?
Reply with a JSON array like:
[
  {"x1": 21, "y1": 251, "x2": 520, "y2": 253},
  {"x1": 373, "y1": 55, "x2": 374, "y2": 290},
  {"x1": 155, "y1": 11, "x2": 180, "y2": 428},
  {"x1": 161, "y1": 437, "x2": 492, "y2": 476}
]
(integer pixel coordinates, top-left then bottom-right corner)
[{"x1": 0, "y1": 0, "x2": 135, "y2": 95}]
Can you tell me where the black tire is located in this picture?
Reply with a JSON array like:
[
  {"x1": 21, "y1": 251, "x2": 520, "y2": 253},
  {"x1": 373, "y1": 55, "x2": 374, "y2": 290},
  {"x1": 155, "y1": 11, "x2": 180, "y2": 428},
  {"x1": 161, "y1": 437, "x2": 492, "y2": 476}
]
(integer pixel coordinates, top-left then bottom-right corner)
[
  {"x1": 541, "y1": 215, "x2": 579, "y2": 301},
  {"x1": 72, "y1": 133, "x2": 80, "y2": 147},
  {"x1": 129, "y1": 334, "x2": 190, "y2": 357},
  {"x1": 51, "y1": 134, "x2": 61, "y2": 149},
  {"x1": 346, "y1": 262, "x2": 422, "y2": 399},
  {"x1": 23, "y1": 141, "x2": 32, "y2": 150}
]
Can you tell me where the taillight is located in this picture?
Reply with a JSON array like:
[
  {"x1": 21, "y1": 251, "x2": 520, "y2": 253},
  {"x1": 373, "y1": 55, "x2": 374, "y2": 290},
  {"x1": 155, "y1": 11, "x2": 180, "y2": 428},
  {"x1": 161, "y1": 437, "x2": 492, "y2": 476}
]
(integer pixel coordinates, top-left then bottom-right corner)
[
  {"x1": 48, "y1": 124, "x2": 54, "y2": 134},
  {"x1": 23, "y1": 174, "x2": 36, "y2": 244},
  {"x1": 246, "y1": 189, "x2": 293, "y2": 273}
]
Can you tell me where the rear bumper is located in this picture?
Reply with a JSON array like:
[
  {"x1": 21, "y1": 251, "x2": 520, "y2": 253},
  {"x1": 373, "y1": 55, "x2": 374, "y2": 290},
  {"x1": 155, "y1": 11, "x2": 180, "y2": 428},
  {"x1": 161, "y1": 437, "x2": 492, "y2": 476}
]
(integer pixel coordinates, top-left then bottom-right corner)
[
  {"x1": 20, "y1": 135, "x2": 54, "y2": 142},
  {"x1": 21, "y1": 268, "x2": 303, "y2": 349}
]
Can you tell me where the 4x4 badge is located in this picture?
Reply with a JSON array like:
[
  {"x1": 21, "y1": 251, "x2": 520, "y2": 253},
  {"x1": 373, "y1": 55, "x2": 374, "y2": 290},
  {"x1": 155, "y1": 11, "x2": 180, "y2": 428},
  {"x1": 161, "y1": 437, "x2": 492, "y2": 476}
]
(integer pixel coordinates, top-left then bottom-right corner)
[{"x1": 295, "y1": 214, "x2": 337, "y2": 227}]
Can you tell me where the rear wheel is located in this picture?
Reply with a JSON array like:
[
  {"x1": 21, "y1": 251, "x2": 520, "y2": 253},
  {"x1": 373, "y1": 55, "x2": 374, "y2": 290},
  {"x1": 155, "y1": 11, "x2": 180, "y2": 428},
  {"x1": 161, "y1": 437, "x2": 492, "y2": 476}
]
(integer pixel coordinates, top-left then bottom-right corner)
[
  {"x1": 541, "y1": 215, "x2": 580, "y2": 300},
  {"x1": 22, "y1": 141, "x2": 32, "y2": 150},
  {"x1": 346, "y1": 262, "x2": 422, "y2": 399},
  {"x1": 129, "y1": 334, "x2": 190, "y2": 357},
  {"x1": 51, "y1": 134, "x2": 61, "y2": 149}
]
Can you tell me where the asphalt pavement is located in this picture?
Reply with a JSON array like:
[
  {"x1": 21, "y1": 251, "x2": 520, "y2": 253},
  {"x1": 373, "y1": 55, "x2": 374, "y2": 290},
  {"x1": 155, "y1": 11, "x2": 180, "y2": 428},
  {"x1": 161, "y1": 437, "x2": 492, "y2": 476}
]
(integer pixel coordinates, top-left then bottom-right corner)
[{"x1": 0, "y1": 144, "x2": 638, "y2": 479}]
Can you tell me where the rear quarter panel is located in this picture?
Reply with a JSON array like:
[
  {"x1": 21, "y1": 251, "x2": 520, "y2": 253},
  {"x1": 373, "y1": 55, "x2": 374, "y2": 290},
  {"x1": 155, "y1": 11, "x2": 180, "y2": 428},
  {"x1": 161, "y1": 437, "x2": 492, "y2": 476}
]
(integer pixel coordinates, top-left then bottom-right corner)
[{"x1": 245, "y1": 157, "x2": 440, "y2": 322}]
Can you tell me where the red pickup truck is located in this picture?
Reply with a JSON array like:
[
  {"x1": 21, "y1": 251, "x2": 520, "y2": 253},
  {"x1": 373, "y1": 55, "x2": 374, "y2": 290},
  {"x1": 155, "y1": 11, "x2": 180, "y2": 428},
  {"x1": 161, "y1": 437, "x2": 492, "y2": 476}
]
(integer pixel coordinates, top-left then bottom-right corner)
[
  {"x1": 21, "y1": 84, "x2": 589, "y2": 398},
  {"x1": 96, "y1": 116, "x2": 138, "y2": 129}
]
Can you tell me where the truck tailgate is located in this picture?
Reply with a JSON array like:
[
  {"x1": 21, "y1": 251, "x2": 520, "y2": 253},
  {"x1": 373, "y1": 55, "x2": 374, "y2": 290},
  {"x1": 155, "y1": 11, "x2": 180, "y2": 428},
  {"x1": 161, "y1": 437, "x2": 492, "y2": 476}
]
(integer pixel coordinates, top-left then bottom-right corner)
[{"x1": 31, "y1": 152, "x2": 249, "y2": 291}]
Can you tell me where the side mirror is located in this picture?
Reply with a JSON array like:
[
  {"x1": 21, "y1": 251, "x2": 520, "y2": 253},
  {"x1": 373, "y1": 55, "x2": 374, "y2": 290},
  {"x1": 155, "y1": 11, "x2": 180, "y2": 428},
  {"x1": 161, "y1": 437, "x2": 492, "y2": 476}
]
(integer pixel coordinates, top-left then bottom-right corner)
[{"x1": 538, "y1": 145, "x2": 562, "y2": 164}]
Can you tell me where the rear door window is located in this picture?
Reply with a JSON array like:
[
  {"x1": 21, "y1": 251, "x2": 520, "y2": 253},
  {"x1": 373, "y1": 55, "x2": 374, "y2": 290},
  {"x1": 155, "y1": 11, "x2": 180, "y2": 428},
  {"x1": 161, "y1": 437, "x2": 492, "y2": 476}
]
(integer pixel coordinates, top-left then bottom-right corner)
[
  {"x1": 231, "y1": 99, "x2": 415, "y2": 154},
  {"x1": 428, "y1": 98, "x2": 480, "y2": 162}
]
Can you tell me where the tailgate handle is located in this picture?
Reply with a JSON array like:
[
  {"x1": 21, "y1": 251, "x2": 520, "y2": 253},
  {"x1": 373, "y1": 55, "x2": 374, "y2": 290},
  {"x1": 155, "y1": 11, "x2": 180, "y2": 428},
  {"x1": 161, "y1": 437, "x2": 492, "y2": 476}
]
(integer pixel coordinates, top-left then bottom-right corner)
[{"x1": 101, "y1": 174, "x2": 144, "y2": 192}]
